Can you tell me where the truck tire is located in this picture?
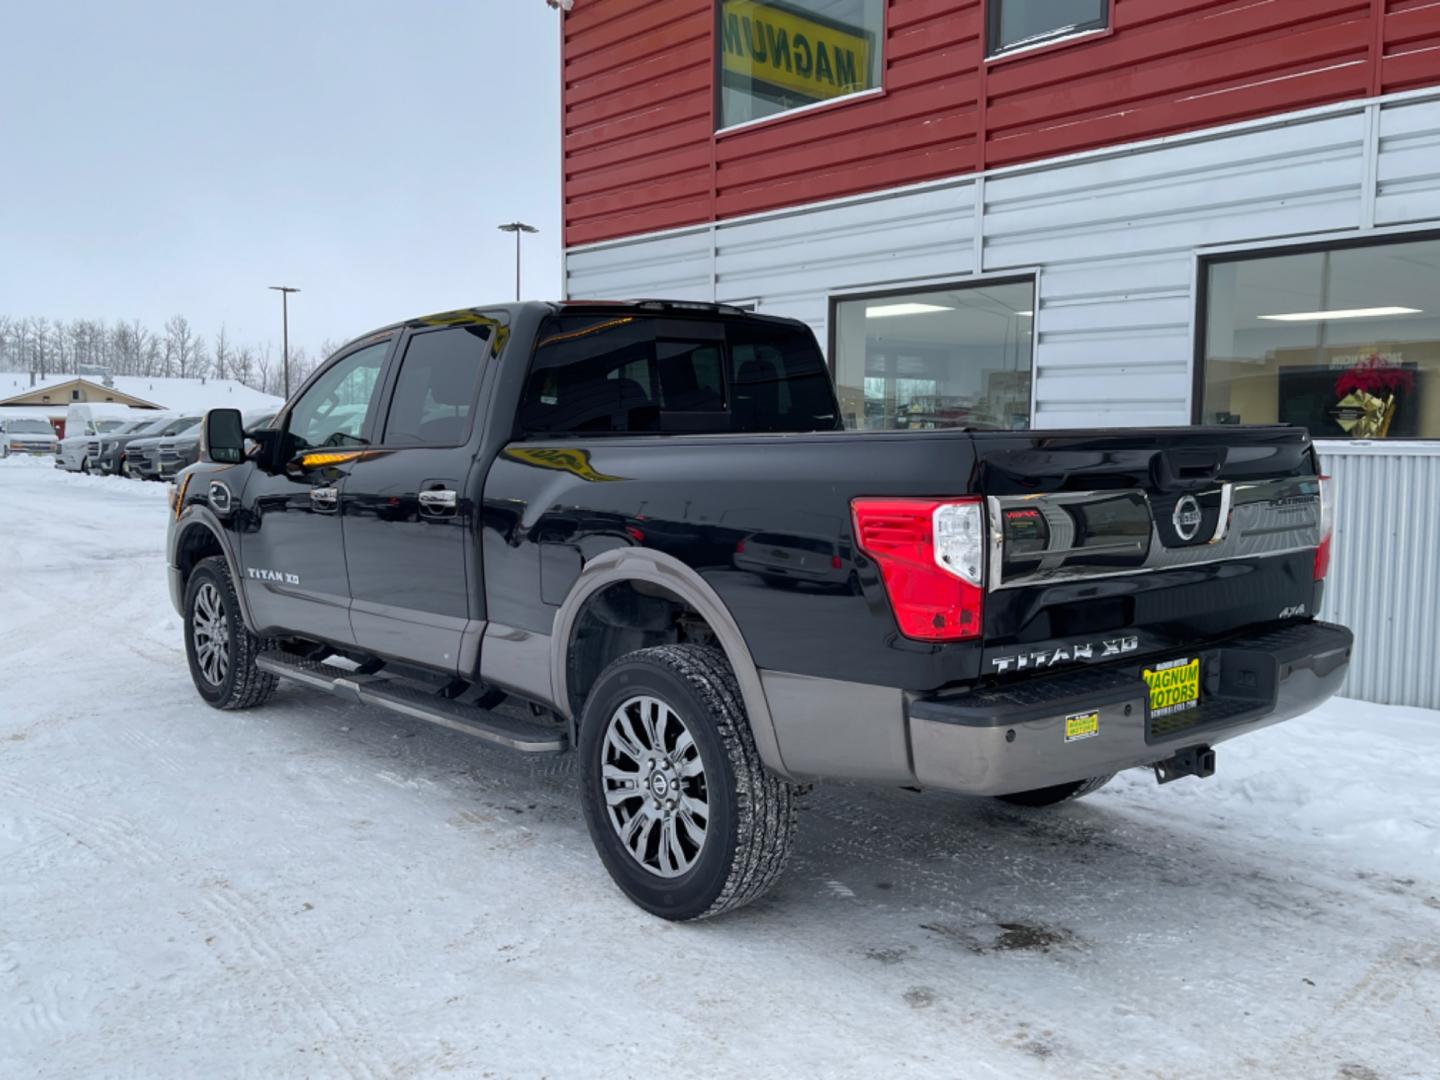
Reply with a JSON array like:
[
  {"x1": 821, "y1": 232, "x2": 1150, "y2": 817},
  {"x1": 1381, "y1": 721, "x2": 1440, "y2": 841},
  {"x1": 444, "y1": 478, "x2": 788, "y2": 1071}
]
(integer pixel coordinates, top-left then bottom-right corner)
[
  {"x1": 184, "y1": 555, "x2": 278, "y2": 710},
  {"x1": 578, "y1": 644, "x2": 797, "y2": 921},
  {"x1": 996, "y1": 774, "x2": 1115, "y2": 807}
]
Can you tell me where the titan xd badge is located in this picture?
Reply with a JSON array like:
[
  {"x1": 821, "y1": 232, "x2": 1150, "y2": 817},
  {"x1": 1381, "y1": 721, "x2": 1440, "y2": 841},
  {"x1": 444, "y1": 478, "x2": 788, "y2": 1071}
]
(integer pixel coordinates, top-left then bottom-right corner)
[{"x1": 990, "y1": 636, "x2": 1139, "y2": 673}]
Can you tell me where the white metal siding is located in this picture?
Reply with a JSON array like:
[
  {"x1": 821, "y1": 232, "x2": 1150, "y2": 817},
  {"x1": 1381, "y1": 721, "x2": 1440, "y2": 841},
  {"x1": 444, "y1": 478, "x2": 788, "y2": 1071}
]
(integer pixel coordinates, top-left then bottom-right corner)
[
  {"x1": 1318, "y1": 442, "x2": 1440, "y2": 709},
  {"x1": 1376, "y1": 97, "x2": 1440, "y2": 227},
  {"x1": 565, "y1": 228, "x2": 713, "y2": 302}
]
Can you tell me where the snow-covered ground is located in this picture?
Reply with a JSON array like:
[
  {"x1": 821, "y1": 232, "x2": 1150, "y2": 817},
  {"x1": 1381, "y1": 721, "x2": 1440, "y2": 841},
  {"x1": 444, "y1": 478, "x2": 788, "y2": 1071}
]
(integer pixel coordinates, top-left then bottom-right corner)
[{"x1": 2, "y1": 455, "x2": 1437, "y2": 1080}]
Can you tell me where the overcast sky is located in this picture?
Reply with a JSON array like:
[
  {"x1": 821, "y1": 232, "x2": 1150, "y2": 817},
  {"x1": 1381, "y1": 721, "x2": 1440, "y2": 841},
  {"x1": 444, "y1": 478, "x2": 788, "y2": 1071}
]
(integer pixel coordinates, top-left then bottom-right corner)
[{"x1": 0, "y1": 0, "x2": 562, "y2": 358}]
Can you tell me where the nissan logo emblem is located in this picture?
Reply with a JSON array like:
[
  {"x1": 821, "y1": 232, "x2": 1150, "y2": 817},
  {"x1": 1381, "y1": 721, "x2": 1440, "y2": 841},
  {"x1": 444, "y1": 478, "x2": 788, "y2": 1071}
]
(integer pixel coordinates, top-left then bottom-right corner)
[{"x1": 1172, "y1": 494, "x2": 1203, "y2": 541}]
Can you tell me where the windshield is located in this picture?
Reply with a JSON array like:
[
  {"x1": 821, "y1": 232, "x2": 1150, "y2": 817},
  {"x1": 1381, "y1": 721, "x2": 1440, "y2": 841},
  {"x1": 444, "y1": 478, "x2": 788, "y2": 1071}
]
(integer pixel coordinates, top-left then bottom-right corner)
[
  {"x1": 94, "y1": 419, "x2": 128, "y2": 433},
  {"x1": 6, "y1": 419, "x2": 52, "y2": 434},
  {"x1": 169, "y1": 416, "x2": 202, "y2": 435},
  {"x1": 133, "y1": 418, "x2": 172, "y2": 435}
]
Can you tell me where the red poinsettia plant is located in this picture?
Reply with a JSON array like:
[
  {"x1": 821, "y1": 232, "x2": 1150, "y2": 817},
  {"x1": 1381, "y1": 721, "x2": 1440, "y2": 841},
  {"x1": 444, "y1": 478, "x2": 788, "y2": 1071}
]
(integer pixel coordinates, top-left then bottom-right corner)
[{"x1": 1335, "y1": 354, "x2": 1415, "y2": 398}]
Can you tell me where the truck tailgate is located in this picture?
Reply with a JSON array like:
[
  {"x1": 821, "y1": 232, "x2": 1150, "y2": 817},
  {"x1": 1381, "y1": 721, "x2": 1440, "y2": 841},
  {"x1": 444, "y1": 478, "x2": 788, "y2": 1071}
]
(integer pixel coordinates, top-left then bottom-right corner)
[{"x1": 970, "y1": 427, "x2": 1325, "y2": 676}]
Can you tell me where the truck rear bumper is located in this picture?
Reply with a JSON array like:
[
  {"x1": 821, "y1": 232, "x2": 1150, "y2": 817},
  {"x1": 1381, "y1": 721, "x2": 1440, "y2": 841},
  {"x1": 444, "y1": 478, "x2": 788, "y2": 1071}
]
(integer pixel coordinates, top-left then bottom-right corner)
[{"x1": 904, "y1": 621, "x2": 1352, "y2": 796}]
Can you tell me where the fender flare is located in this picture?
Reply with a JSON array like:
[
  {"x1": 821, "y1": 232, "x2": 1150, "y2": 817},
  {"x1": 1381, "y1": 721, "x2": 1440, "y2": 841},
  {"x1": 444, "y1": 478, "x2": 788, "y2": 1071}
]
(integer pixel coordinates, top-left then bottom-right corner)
[
  {"x1": 171, "y1": 506, "x2": 258, "y2": 631},
  {"x1": 549, "y1": 547, "x2": 792, "y2": 778}
]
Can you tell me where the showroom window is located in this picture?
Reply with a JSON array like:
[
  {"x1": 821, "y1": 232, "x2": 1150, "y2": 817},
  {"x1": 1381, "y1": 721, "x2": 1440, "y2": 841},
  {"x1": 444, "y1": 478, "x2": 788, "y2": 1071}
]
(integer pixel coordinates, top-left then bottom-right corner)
[
  {"x1": 1200, "y1": 235, "x2": 1440, "y2": 440},
  {"x1": 831, "y1": 279, "x2": 1035, "y2": 431},
  {"x1": 987, "y1": 0, "x2": 1108, "y2": 57},
  {"x1": 717, "y1": 0, "x2": 883, "y2": 129}
]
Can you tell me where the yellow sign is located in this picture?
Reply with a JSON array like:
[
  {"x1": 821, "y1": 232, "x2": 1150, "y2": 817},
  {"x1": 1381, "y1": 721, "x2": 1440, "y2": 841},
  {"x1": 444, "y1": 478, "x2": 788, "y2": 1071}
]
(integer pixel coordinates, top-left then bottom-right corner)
[
  {"x1": 1064, "y1": 711, "x2": 1100, "y2": 743},
  {"x1": 720, "y1": 0, "x2": 871, "y2": 104},
  {"x1": 1144, "y1": 658, "x2": 1201, "y2": 719},
  {"x1": 501, "y1": 446, "x2": 625, "y2": 483}
]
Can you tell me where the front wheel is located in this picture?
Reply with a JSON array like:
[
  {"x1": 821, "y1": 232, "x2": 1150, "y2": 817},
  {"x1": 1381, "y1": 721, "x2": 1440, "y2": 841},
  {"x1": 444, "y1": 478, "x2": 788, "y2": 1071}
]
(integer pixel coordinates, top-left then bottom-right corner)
[
  {"x1": 579, "y1": 644, "x2": 797, "y2": 921},
  {"x1": 995, "y1": 774, "x2": 1115, "y2": 807},
  {"x1": 79, "y1": 457, "x2": 91, "y2": 474},
  {"x1": 184, "y1": 556, "x2": 277, "y2": 710}
]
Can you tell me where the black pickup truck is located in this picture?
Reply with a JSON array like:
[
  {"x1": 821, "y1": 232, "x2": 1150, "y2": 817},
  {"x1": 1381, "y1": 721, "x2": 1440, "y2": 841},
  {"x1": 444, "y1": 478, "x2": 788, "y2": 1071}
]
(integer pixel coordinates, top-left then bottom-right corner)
[{"x1": 169, "y1": 301, "x2": 1352, "y2": 920}]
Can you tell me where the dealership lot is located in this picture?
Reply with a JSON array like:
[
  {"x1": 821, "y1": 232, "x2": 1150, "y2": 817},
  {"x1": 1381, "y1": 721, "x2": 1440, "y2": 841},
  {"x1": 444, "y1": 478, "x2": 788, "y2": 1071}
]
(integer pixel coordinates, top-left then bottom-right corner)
[{"x1": 1, "y1": 456, "x2": 1437, "y2": 1079}]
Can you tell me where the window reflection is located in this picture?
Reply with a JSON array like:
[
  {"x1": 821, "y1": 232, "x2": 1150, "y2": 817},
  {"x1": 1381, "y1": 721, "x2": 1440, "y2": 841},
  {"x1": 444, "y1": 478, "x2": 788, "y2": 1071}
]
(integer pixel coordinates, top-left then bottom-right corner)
[
  {"x1": 1203, "y1": 238, "x2": 1440, "y2": 440},
  {"x1": 833, "y1": 281, "x2": 1036, "y2": 430}
]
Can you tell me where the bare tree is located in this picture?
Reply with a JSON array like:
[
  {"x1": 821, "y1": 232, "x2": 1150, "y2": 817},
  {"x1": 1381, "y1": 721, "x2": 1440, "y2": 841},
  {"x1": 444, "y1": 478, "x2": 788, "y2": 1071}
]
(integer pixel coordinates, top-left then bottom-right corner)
[
  {"x1": 30, "y1": 317, "x2": 51, "y2": 377},
  {"x1": 212, "y1": 324, "x2": 231, "y2": 381},
  {"x1": 232, "y1": 345, "x2": 255, "y2": 387},
  {"x1": 163, "y1": 314, "x2": 202, "y2": 378},
  {"x1": 254, "y1": 342, "x2": 273, "y2": 397}
]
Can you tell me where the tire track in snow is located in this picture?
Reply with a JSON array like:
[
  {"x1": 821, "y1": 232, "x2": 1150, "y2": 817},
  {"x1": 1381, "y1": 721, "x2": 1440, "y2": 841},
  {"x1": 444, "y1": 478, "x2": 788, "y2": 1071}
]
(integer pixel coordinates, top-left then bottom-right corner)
[
  {"x1": 0, "y1": 776, "x2": 169, "y2": 869},
  {"x1": 195, "y1": 883, "x2": 390, "y2": 1080}
]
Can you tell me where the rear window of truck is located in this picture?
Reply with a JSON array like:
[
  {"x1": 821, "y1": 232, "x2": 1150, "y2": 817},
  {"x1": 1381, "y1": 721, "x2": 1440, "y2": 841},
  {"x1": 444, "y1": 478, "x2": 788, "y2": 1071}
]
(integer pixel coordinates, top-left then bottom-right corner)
[{"x1": 518, "y1": 314, "x2": 839, "y2": 436}]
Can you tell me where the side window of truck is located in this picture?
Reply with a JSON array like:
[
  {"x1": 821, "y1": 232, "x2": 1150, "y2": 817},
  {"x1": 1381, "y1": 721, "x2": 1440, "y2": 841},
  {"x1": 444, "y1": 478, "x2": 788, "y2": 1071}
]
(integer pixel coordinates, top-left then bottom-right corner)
[
  {"x1": 726, "y1": 321, "x2": 839, "y2": 432},
  {"x1": 285, "y1": 339, "x2": 389, "y2": 453},
  {"x1": 520, "y1": 317, "x2": 725, "y2": 434},
  {"x1": 381, "y1": 325, "x2": 492, "y2": 446},
  {"x1": 517, "y1": 314, "x2": 839, "y2": 436}
]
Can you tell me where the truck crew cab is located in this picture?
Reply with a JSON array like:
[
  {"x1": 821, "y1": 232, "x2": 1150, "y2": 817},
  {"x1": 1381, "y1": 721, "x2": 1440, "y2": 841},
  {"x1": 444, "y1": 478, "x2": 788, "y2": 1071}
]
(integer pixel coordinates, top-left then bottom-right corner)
[{"x1": 169, "y1": 301, "x2": 1353, "y2": 920}]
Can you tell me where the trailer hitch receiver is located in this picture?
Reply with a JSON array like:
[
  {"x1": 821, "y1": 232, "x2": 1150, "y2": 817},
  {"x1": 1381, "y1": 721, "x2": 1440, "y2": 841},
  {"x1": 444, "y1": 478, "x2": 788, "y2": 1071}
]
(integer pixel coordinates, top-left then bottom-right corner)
[{"x1": 1154, "y1": 746, "x2": 1216, "y2": 785}]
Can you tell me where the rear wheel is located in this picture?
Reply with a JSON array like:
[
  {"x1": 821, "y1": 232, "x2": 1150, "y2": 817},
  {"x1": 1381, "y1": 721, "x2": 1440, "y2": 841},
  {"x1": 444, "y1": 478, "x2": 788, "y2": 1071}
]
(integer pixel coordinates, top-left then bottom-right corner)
[
  {"x1": 578, "y1": 644, "x2": 797, "y2": 920},
  {"x1": 184, "y1": 556, "x2": 277, "y2": 710},
  {"x1": 996, "y1": 774, "x2": 1114, "y2": 807}
]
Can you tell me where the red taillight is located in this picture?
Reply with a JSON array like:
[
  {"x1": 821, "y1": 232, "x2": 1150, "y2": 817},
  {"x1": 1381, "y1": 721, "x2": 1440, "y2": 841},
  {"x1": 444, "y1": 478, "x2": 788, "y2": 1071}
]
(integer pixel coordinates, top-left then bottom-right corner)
[
  {"x1": 1314, "y1": 474, "x2": 1334, "y2": 581},
  {"x1": 831, "y1": 553, "x2": 842, "y2": 570},
  {"x1": 850, "y1": 497, "x2": 985, "y2": 642},
  {"x1": 735, "y1": 538, "x2": 746, "y2": 554}
]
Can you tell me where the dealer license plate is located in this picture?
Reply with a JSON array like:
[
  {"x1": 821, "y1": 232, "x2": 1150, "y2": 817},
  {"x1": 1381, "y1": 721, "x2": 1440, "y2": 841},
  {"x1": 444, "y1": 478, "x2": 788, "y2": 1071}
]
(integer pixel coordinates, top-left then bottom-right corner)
[{"x1": 1144, "y1": 657, "x2": 1200, "y2": 718}]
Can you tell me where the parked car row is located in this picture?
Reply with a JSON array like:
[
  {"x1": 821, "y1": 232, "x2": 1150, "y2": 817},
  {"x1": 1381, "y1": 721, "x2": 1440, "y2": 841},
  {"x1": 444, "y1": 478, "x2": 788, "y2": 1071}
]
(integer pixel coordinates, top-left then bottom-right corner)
[{"x1": 43, "y1": 410, "x2": 276, "y2": 480}]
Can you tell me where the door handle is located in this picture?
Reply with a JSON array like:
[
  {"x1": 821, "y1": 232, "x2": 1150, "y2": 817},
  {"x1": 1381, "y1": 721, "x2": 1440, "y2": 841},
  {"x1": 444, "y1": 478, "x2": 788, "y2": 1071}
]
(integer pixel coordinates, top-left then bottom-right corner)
[
  {"x1": 310, "y1": 486, "x2": 339, "y2": 511},
  {"x1": 418, "y1": 488, "x2": 458, "y2": 515}
]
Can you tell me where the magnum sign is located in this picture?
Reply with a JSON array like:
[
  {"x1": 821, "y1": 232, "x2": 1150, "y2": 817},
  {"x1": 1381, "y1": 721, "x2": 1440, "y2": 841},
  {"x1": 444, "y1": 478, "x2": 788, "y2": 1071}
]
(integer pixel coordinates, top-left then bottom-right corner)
[{"x1": 721, "y1": 0, "x2": 871, "y2": 105}]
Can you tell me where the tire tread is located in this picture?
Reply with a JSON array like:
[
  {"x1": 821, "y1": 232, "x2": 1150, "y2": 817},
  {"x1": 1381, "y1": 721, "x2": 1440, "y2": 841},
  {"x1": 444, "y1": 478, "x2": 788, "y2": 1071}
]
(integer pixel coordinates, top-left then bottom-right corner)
[
  {"x1": 191, "y1": 555, "x2": 278, "y2": 710},
  {"x1": 593, "y1": 644, "x2": 797, "y2": 920}
]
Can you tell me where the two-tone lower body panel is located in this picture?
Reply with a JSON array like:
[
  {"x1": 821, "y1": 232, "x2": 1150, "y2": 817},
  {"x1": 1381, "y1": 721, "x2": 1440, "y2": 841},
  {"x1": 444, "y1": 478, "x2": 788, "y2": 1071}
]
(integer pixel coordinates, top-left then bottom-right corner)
[{"x1": 762, "y1": 621, "x2": 1352, "y2": 796}]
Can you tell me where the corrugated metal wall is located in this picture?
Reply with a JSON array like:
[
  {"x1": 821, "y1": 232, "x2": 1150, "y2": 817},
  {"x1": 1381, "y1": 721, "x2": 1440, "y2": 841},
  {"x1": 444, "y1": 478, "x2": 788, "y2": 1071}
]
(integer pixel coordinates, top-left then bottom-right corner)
[
  {"x1": 1318, "y1": 443, "x2": 1440, "y2": 708},
  {"x1": 566, "y1": 87, "x2": 1440, "y2": 708}
]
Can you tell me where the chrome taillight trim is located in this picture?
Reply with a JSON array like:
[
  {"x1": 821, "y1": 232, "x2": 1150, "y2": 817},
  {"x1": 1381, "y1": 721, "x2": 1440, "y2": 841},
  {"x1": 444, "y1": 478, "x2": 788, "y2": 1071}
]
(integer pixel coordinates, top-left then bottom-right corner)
[{"x1": 985, "y1": 476, "x2": 1323, "y2": 591}]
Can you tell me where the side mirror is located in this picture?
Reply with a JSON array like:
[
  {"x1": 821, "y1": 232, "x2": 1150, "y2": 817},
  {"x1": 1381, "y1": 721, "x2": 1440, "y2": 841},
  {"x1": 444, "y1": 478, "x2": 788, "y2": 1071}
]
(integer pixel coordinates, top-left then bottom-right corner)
[{"x1": 202, "y1": 408, "x2": 246, "y2": 464}]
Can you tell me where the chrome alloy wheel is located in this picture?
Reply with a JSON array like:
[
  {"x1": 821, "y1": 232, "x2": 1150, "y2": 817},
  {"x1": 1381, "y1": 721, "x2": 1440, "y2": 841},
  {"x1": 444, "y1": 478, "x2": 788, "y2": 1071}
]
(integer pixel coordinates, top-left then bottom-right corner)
[
  {"x1": 602, "y1": 695, "x2": 709, "y2": 879},
  {"x1": 191, "y1": 581, "x2": 231, "y2": 686}
]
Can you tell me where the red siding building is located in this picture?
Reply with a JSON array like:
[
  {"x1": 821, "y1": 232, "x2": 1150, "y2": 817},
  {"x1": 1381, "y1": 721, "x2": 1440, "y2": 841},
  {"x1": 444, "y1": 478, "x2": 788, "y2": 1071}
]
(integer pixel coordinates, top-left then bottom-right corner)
[{"x1": 563, "y1": 0, "x2": 1440, "y2": 247}]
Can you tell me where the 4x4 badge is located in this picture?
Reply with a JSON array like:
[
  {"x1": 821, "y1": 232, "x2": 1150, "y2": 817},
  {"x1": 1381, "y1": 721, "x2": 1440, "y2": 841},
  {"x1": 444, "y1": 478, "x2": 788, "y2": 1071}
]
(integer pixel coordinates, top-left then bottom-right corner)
[{"x1": 1172, "y1": 494, "x2": 1203, "y2": 541}]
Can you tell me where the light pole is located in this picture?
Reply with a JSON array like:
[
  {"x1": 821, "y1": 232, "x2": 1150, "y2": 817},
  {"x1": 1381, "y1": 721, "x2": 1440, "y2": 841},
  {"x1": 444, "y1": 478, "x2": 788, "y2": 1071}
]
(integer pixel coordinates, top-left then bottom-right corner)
[
  {"x1": 497, "y1": 222, "x2": 538, "y2": 301},
  {"x1": 268, "y1": 285, "x2": 300, "y2": 397}
]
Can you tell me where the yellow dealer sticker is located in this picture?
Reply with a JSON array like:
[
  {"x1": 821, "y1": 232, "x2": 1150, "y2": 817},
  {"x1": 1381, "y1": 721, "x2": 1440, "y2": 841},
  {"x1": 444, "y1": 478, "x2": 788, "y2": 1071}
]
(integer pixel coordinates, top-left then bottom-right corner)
[
  {"x1": 1064, "y1": 711, "x2": 1100, "y2": 743},
  {"x1": 1145, "y1": 658, "x2": 1201, "y2": 718}
]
